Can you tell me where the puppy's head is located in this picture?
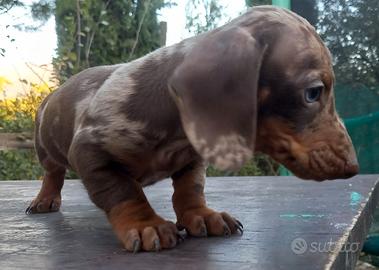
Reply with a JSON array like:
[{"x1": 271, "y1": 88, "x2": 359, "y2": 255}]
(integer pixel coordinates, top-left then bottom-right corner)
[{"x1": 169, "y1": 6, "x2": 358, "y2": 180}]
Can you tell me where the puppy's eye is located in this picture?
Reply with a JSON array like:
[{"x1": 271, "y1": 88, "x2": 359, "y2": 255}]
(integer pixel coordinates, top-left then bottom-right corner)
[{"x1": 304, "y1": 86, "x2": 323, "y2": 103}]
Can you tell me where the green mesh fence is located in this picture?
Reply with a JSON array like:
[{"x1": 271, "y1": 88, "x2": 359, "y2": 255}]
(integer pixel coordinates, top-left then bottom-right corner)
[
  {"x1": 279, "y1": 84, "x2": 379, "y2": 175},
  {"x1": 336, "y1": 84, "x2": 379, "y2": 174}
]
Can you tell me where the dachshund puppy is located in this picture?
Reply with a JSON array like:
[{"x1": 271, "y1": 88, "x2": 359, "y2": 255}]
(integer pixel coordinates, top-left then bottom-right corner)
[{"x1": 26, "y1": 6, "x2": 359, "y2": 252}]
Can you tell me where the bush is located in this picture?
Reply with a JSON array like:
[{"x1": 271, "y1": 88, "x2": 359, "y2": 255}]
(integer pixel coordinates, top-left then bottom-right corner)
[
  {"x1": 0, "y1": 149, "x2": 43, "y2": 180},
  {"x1": 0, "y1": 79, "x2": 50, "y2": 180},
  {"x1": 0, "y1": 80, "x2": 50, "y2": 132}
]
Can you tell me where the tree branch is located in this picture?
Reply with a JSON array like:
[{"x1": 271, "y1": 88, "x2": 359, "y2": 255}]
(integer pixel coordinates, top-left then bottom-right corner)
[
  {"x1": 25, "y1": 62, "x2": 50, "y2": 88},
  {"x1": 85, "y1": 0, "x2": 111, "y2": 67},
  {"x1": 76, "y1": 0, "x2": 81, "y2": 69},
  {"x1": 128, "y1": 0, "x2": 151, "y2": 61},
  {"x1": 0, "y1": 0, "x2": 22, "y2": 15}
]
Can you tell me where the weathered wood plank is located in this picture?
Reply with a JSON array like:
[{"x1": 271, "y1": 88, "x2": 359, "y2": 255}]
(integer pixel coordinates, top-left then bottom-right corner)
[
  {"x1": 160, "y1": 21, "x2": 167, "y2": 47},
  {"x1": 0, "y1": 132, "x2": 34, "y2": 150},
  {"x1": 0, "y1": 176, "x2": 378, "y2": 270}
]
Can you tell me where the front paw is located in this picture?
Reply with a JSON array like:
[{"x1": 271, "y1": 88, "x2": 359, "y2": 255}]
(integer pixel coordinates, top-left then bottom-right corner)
[
  {"x1": 177, "y1": 207, "x2": 243, "y2": 237},
  {"x1": 110, "y1": 214, "x2": 182, "y2": 252}
]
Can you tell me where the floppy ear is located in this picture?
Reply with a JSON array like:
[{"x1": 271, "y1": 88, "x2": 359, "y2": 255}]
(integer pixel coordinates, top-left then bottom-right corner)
[{"x1": 169, "y1": 27, "x2": 265, "y2": 171}]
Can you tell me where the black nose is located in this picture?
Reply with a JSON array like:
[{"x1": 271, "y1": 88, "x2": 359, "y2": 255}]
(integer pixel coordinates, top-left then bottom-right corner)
[{"x1": 343, "y1": 160, "x2": 359, "y2": 178}]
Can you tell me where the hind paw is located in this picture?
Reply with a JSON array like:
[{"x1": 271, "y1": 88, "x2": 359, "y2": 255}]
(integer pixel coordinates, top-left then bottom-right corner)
[{"x1": 26, "y1": 194, "x2": 61, "y2": 214}]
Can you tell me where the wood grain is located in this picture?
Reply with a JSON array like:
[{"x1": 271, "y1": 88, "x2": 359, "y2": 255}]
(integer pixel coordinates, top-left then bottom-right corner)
[{"x1": 0, "y1": 175, "x2": 378, "y2": 270}]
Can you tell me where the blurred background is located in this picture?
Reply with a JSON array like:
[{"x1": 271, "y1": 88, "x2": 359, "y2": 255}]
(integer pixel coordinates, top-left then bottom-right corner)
[{"x1": 0, "y1": 0, "x2": 378, "y2": 267}]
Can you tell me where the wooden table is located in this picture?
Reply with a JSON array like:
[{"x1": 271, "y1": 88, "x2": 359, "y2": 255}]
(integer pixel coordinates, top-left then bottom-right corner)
[{"x1": 0, "y1": 176, "x2": 378, "y2": 270}]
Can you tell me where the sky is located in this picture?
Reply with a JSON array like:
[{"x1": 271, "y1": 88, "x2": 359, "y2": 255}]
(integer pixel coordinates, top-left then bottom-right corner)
[{"x1": 0, "y1": 0, "x2": 246, "y2": 96}]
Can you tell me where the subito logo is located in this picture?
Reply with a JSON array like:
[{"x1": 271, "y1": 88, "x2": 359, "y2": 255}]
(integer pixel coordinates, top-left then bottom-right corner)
[{"x1": 291, "y1": 238, "x2": 307, "y2": 254}]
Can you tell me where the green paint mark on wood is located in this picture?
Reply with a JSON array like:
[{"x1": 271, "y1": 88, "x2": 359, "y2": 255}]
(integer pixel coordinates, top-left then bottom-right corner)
[
  {"x1": 280, "y1": 214, "x2": 325, "y2": 218},
  {"x1": 350, "y1": 192, "x2": 362, "y2": 206}
]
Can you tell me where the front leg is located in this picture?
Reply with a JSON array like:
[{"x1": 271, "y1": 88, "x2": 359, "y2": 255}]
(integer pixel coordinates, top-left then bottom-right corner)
[
  {"x1": 172, "y1": 160, "x2": 243, "y2": 237},
  {"x1": 69, "y1": 139, "x2": 179, "y2": 252},
  {"x1": 108, "y1": 195, "x2": 179, "y2": 252}
]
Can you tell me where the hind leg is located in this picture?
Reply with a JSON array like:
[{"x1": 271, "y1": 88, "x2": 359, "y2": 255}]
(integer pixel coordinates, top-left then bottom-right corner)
[
  {"x1": 26, "y1": 97, "x2": 66, "y2": 214},
  {"x1": 26, "y1": 157, "x2": 66, "y2": 214},
  {"x1": 26, "y1": 133, "x2": 66, "y2": 214},
  {"x1": 68, "y1": 139, "x2": 180, "y2": 252}
]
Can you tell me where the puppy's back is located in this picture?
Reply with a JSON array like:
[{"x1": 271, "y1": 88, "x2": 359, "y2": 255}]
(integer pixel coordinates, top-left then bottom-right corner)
[{"x1": 36, "y1": 65, "x2": 119, "y2": 166}]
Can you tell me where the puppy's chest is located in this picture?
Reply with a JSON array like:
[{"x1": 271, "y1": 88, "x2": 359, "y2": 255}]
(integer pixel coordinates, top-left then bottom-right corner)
[{"x1": 132, "y1": 139, "x2": 198, "y2": 186}]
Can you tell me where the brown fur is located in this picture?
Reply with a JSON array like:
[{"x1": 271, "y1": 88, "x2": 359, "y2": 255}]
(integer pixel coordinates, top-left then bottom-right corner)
[
  {"x1": 27, "y1": 6, "x2": 358, "y2": 252},
  {"x1": 108, "y1": 199, "x2": 178, "y2": 251},
  {"x1": 172, "y1": 160, "x2": 242, "y2": 236}
]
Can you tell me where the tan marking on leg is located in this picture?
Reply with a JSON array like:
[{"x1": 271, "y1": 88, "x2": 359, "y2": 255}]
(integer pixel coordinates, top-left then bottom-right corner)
[
  {"x1": 108, "y1": 197, "x2": 178, "y2": 252},
  {"x1": 26, "y1": 158, "x2": 65, "y2": 214}
]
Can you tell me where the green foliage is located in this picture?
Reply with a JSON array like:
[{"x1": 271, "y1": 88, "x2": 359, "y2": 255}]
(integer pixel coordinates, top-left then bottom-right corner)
[
  {"x1": 0, "y1": 150, "x2": 78, "y2": 180},
  {"x1": 0, "y1": 111, "x2": 34, "y2": 132},
  {"x1": 30, "y1": 0, "x2": 55, "y2": 23},
  {"x1": 185, "y1": 0, "x2": 225, "y2": 34},
  {"x1": 54, "y1": 0, "x2": 168, "y2": 82},
  {"x1": 0, "y1": 80, "x2": 50, "y2": 132},
  {"x1": 318, "y1": 0, "x2": 379, "y2": 88},
  {"x1": 0, "y1": 149, "x2": 43, "y2": 180},
  {"x1": 0, "y1": 80, "x2": 48, "y2": 180}
]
